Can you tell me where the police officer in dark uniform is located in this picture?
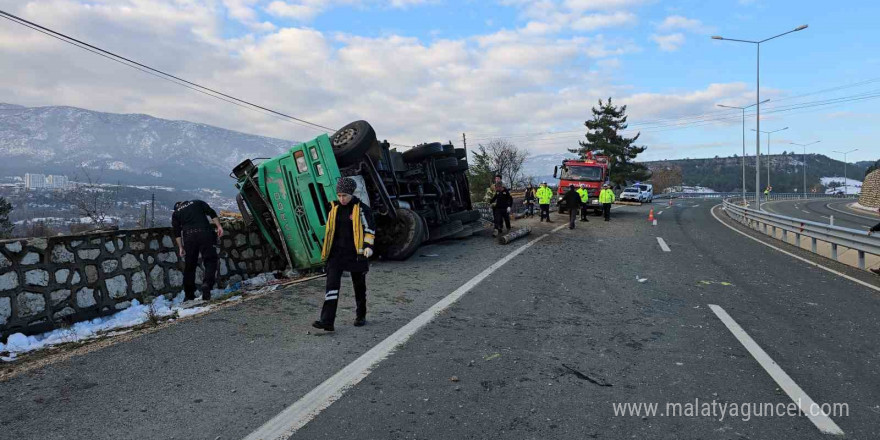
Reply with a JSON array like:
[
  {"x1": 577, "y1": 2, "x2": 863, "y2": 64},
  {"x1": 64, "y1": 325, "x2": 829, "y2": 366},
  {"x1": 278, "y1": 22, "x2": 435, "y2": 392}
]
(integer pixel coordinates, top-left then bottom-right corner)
[
  {"x1": 312, "y1": 177, "x2": 376, "y2": 332},
  {"x1": 172, "y1": 200, "x2": 223, "y2": 301}
]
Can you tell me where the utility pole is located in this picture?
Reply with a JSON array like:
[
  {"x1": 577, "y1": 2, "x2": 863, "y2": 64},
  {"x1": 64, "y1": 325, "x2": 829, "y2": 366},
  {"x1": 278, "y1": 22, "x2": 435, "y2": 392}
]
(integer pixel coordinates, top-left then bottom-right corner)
[
  {"x1": 718, "y1": 99, "x2": 768, "y2": 204},
  {"x1": 790, "y1": 140, "x2": 820, "y2": 199},
  {"x1": 832, "y1": 149, "x2": 858, "y2": 196},
  {"x1": 462, "y1": 133, "x2": 467, "y2": 151}
]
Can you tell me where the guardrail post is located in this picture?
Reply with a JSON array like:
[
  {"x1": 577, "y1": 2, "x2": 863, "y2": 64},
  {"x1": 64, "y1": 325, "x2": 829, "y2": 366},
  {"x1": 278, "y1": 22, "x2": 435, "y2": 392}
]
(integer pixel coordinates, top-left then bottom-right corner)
[
  {"x1": 831, "y1": 243, "x2": 838, "y2": 261},
  {"x1": 829, "y1": 215, "x2": 834, "y2": 226},
  {"x1": 782, "y1": 230, "x2": 787, "y2": 242},
  {"x1": 795, "y1": 233, "x2": 800, "y2": 247},
  {"x1": 811, "y1": 237, "x2": 817, "y2": 253},
  {"x1": 858, "y1": 251, "x2": 866, "y2": 270}
]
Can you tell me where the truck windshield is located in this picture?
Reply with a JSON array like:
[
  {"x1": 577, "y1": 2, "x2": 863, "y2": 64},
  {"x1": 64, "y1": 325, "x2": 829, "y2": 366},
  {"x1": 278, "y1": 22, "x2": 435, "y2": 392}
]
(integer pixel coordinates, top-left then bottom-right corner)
[{"x1": 560, "y1": 166, "x2": 603, "y2": 181}]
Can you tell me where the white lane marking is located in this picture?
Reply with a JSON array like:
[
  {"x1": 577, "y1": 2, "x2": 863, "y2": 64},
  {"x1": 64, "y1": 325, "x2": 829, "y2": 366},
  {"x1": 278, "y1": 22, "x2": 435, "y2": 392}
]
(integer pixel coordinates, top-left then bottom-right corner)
[
  {"x1": 825, "y1": 202, "x2": 879, "y2": 221},
  {"x1": 657, "y1": 210, "x2": 663, "y2": 215},
  {"x1": 693, "y1": 204, "x2": 700, "y2": 207},
  {"x1": 244, "y1": 234, "x2": 551, "y2": 440},
  {"x1": 552, "y1": 224, "x2": 567, "y2": 233},
  {"x1": 710, "y1": 204, "x2": 880, "y2": 293},
  {"x1": 656, "y1": 237, "x2": 671, "y2": 252},
  {"x1": 708, "y1": 305, "x2": 844, "y2": 436}
]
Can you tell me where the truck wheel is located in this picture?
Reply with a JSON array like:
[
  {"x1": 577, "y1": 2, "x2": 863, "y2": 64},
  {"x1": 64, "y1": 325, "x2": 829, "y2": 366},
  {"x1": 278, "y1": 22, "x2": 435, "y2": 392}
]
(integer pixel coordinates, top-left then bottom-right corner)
[
  {"x1": 434, "y1": 157, "x2": 460, "y2": 172},
  {"x1": 441, "y1": 143, "x2": 455, "y2": 155},
  {"x1": 454, "y1": 148, "x2": 467, "y2": 159},
  {"x1": 331, "y1": 120, "x2": 376, "y2": 167},
  {"x1": 236, "y1": 193, "x2": 253, "y2": 226},
  {"x1": 402, "y1": 142, "x2": 445, "y2": 163},
  {"x1": 428, "y1": 220, "x2": 464, "y2": 241},
  {"x1": 448, "y1": 209, "x2": 481, "y2": 224},
  {"x1": 381, "y1": 208, "x2": 425, "y2": 261}
]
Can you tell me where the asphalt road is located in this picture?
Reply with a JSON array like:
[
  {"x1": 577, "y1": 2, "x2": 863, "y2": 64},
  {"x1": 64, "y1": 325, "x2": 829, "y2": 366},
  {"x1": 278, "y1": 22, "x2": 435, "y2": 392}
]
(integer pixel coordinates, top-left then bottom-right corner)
[
  {"x1": 762, "y1": 198, "x2": 879, "y2": 231},
  {"x1": 2, "y1": 201, "x2": 879, "y2": 439}
]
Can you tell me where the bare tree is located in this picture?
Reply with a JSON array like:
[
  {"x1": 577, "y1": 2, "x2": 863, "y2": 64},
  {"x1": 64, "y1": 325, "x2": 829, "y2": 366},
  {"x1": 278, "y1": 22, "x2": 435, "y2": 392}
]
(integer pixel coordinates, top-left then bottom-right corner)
[
  {"x1": 650, "y1": 166, "x2": 683, "y2": 194},
  {"x1": 65, "y1": 167, "x2": 119, "y2": 228},
  {"x1": 473, "y1": 139, "x2": 530, "y2": 189}
]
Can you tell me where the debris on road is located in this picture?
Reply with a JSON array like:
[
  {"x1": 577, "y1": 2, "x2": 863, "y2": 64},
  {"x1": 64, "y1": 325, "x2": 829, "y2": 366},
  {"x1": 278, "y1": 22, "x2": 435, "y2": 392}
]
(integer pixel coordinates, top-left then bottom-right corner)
[
  {"x1": 561, "y1": 364, "x2": 612, "y2": 387},
  {"x1": 420, "y1": 254, "x2": 440, "y2": 257},
  {"x1": 484, "y1": 353, "x2": 501, "y2": 361},
  {"x1": 636, "y1": 276, "x2": 648, "y2": 283},
  {"x1": 450, "y1": 376, "x2": 459, "y2": 382},
  {"x1": 498, "y1": 227, "x2": 531, "y2": 245}
]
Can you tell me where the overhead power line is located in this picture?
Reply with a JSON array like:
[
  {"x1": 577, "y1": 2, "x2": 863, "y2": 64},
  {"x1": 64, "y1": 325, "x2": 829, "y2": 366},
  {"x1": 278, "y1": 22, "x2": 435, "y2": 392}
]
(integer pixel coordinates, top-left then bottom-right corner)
[{"x1": 0, "y1": 9, "x2": 417, "y2": 148}]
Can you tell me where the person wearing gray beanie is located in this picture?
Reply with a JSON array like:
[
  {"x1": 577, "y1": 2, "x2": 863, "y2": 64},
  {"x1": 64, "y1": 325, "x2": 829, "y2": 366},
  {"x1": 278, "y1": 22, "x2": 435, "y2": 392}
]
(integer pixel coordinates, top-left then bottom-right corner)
[{"x1": 313, "y1": 177, "x2": 376, "y2": 331}]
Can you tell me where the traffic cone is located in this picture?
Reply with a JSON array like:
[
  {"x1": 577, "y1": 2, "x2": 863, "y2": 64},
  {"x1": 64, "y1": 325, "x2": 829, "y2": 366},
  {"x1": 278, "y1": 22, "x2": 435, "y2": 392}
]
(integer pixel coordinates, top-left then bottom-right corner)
[{"x1": 648, "y1": 208, "x2": 654, "y2": 222}]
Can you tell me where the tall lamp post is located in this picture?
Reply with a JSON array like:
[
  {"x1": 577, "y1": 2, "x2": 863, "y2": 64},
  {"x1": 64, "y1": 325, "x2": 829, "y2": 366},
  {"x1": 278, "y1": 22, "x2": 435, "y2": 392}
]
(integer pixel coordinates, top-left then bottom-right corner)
[
  {"x1": 718, "y1": 99, "x2": 769, "y2": 204},
  {"x1": 790, "y1": 140, "x2": 820, "y2": 198},
  {"x1": 751, "y1": 126, "x2": 788, "y2": 189},
  {"x1": 712, "y1": 24, "x2": 808, "y2": 209},
  {"x1": 832, "y1": 148, "x2": 858, "y2": 196}
]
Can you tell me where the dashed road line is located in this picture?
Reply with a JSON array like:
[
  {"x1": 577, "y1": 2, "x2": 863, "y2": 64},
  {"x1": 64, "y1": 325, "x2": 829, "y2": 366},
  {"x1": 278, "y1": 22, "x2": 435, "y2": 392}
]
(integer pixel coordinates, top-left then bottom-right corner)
[
  {"x1": 656, "y1": 237, "x2": 671, "y2": 252},
  {"x1": 708, "y1": 305, "x2": 844, "y2": 436},
  {"x1": 657, "y1": 210, "x2": 663, "y2": 215},
  {"x1": 244, "y1": 233, "x2": 551, "y2": 440}
]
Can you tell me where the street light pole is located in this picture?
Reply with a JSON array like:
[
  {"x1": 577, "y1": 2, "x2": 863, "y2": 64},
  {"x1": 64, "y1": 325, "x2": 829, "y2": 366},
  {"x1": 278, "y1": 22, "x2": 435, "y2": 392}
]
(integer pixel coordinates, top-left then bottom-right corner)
[
  {"x1": 790, "y1": 140, "x2": 820, "y2": 198},
  {"x1": 712, "y1": 24, "x2": 808, "y2": 209},
  {"x1": 751, "y1": 126, "x2": 787, "y2": 190},
  {"x1": 718, "y1": 99, "x2": 769, "y2": 204},
  {"x1": 832, "y1": 149, "x2": 858, "y2": 195}
]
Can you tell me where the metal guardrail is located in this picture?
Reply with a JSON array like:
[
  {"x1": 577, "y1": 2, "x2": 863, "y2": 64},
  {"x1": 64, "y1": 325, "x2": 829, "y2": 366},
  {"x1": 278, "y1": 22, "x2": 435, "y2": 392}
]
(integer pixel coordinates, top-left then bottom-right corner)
[
  {"x1": 660, "y1": 192, "x2": 858, "y2": 200},
  {"x1": 722, "y1": 198, "x2": 880, "y2": 270}
]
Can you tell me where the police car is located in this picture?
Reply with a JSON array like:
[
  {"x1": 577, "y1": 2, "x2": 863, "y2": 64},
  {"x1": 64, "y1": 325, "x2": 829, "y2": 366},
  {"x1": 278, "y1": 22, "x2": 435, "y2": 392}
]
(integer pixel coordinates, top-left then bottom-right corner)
[{"x1": 619, "y1": 187, "x2": 644, "y2": 202}]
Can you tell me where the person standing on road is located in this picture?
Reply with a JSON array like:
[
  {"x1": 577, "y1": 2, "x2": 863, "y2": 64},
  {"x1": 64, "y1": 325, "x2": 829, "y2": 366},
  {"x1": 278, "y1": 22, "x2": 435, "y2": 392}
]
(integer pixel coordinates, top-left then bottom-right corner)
[
  {"x1": 524, "y1": 184, "x2": 536, "y2": 218},
  {"x1": 577, "y1": 184, "x2": 590, "y2": 222},
  {"x1": 764, "y1": 186, "x2": 772, "y2": 201},
  {"x1": 599, "y1": 183, "x2": 615, "y2": 222},
  {"x1": 868, "y1": 206, "x2": 880, "y2": 275},
  {"x1": 536, "y1": 181, "x2": 553, "y2": 222},
  {"x1": 490, "y1": 183, "x2": 513, "y2": 237},
  {"x1": 563, "y1": 184, "x2": 582, "y2": 229},
  {"x1": 172, "y1": 200, "x2": 223, "y2": 302},
  {"x1": 313, "y1": 177, "x2": 376, "y2": 332}
]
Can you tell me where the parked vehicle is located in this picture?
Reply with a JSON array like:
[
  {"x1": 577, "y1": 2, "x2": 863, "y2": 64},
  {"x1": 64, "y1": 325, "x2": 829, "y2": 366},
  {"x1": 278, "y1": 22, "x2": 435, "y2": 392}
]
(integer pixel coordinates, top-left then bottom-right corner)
[
  {"x1": 553, "y1": 152, "x2": 609, "y2": 214},
  {"x1": 231, "y1": 120, "x2": 479, "y2": 271},
  {"x1": 619, "y1": 187, "x2": 643, "y2": 202},
  {"x1": 635, "y1": 183, "x2": 653, "y2": 202}
]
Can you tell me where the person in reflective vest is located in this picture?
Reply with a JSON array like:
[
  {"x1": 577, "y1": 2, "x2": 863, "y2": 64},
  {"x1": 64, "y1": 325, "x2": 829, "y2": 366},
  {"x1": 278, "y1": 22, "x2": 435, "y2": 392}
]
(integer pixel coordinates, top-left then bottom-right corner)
[
  {"x1": 536, "y1": 181, "x2": 554, "y2": 222},
  {"x1": 576, "y1": 184, "x2": 590, "y2": 222},
  {"x1": 599, "y1": 183, "x2": 615, "y2": 221},
  {"x1": 313, "y1": 177, "x2": 376, "y2": 332}
]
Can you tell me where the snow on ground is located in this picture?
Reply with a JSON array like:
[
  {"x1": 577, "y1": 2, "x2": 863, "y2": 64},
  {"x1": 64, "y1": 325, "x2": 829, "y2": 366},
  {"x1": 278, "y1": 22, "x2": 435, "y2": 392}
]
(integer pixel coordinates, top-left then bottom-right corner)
[
  {"x1": 821, "y1": 177, "x2": 862, "y2": 195},
  {"x1": 0, "y1": 272, "x2": 282, "y2": 362}
]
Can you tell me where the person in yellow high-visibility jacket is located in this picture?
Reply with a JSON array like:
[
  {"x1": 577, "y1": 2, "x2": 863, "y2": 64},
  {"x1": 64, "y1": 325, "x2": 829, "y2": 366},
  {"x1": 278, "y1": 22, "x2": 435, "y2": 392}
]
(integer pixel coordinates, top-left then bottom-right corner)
[
  {"x1": 576, "y1": 184, "x2": 590, "y2": 222},
  {"x1": 536, "y1": 181, "x2": 554, "y2": 222},
  {"x1": 599, "y1": 183, "x2": 615, "y2": 222}
]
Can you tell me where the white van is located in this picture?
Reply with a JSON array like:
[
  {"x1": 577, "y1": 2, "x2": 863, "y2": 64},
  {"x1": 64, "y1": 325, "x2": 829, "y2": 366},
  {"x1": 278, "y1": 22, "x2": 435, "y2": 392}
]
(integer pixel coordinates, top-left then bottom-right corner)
[{"x1": 636, "y1": 183, "x2": 653, "y2": 202}]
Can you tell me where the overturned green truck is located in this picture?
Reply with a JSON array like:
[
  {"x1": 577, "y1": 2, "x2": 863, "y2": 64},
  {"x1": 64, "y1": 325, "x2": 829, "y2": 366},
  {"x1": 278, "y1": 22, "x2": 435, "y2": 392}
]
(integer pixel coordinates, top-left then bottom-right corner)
[{"x1": 232, "y1": 120, "x2": 481, "y2": 271}]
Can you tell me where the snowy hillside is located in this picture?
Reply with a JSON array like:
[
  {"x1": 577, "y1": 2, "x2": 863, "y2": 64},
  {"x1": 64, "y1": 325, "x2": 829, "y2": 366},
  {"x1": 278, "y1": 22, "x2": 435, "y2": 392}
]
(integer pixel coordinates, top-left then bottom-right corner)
[{"x1": 821, "y1": 177, "x2": 862, "y2": 195}]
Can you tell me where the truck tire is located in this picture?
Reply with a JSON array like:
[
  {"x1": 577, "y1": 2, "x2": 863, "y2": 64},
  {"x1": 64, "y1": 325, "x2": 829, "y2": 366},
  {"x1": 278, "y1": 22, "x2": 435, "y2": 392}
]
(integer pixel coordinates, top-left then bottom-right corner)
[
  {"x1": 331, "y1": 120, "x2": 376, "y2": 167},
  {"x1": 402, "y1": 142, "x2": 445, "y2": 163},
  {"x1": 441, "y1": 143, "x2": 455, "y2": 155},
  {"x1": 236, "y1": 193, "x2": 253, "y2": 226},
  {"x1": 434, "y1": 157, "x2": 460, "y2": 172},
  {"x1": 381, "y1": 208, "x2": 425, "y2": 261},
  {"x1": 450, "y1": 160, "x2": 469, "y2": 173},
  {"x1": 428, "y1": 220, "x2": 464, "y2": 241},
  {"x1": 448, "y1": 209, "x2": 481, "y2": 224},
  {"x1": 454, "y1": 148, "x2": 466, "y2": 159}
]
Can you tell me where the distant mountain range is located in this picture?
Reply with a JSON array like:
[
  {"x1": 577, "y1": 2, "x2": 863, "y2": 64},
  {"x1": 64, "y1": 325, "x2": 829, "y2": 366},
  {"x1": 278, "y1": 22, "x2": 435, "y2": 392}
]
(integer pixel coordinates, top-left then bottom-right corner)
[{"x1": 0, "y1": 103, "x2": 294, "y2": 194}]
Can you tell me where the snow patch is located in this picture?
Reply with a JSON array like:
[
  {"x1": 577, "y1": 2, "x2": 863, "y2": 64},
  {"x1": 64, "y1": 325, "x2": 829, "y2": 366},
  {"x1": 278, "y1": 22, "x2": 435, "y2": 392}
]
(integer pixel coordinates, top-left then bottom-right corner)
[{"x1": 821, "y1": 177, "x2": 862, "y2": 195}]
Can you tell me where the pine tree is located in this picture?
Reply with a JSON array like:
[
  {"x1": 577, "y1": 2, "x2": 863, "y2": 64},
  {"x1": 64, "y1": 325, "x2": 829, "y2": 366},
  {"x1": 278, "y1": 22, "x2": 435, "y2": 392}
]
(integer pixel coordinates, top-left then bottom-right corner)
[
  {"x1": 569, "y1": 98, "x2": 650, "y2": 186},
  {"x1": 0, "y1": 197, "x2": 13, "y2": 238}
]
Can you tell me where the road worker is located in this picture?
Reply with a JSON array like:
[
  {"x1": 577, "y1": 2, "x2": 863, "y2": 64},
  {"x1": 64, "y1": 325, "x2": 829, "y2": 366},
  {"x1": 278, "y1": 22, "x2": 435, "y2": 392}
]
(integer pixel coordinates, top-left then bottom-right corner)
[
  {"x1": 576, "y1": 183, "x2": 590, "y2": 222},
  {"x1": 536, "y1": 181, "x2": 554, "y2": 222},
  {"x1": 312, "y1": 177, "x2": 376, "y2": 331},
  {"x1": 172, "y1": 200, "x2": 223, "y2": 302},
  {"x1": 599, "y1": 183, "x2": 615, "y2": 222},
  {"x1": 563, "y1": 184, "x2": 582, "y2": 229}
]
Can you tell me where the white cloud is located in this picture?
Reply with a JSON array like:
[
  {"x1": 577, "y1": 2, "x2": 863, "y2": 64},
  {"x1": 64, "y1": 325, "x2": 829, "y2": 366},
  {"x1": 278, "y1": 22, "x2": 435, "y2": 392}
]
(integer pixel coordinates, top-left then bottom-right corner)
[
  {"x1": 651, "y1": 33, "x2": 684, "y2": 51},
  {"x1": 657, "y1": 15, "x2": 713, "y2": 34},
  {"x1": 500, "y1": 0, "x2": 640, "y2": 34},
  {"x1": 0, "y1": 0, "x2": 759, "y2": 158},
  {"x1": 570, "y1": 11, "x2": 636, "y2": 31}
]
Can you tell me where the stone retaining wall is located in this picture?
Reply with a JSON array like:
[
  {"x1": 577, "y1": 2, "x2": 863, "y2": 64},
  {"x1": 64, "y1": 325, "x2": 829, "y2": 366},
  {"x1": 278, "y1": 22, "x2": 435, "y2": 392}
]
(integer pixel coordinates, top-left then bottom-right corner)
[
  {"x1": 0, "y1": 221, "x2": 284, "y2": 339},
  {"x1": 858, "y1": 169, "x2": 880, "y2": 208}
]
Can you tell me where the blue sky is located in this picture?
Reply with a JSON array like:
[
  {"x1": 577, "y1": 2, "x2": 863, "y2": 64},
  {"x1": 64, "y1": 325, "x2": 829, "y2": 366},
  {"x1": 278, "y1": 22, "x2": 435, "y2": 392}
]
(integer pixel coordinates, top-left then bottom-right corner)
[{"x1": 0, "y1": 0, "x2": 877, "y2": 163}]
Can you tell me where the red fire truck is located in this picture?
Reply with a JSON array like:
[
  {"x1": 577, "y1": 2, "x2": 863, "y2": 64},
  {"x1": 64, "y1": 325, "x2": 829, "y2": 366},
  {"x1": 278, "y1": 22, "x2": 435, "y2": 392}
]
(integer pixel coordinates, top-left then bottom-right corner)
[{"x1": 553, "y1": 152, "x2": 609, "y2": 214}]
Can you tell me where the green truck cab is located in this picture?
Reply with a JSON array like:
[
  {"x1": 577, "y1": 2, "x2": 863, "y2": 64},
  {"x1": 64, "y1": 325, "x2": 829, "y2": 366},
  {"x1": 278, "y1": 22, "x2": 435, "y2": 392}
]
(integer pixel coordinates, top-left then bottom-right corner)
[{"x1": 232, "y1": 121, "x2": 478, "y2": 271}]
